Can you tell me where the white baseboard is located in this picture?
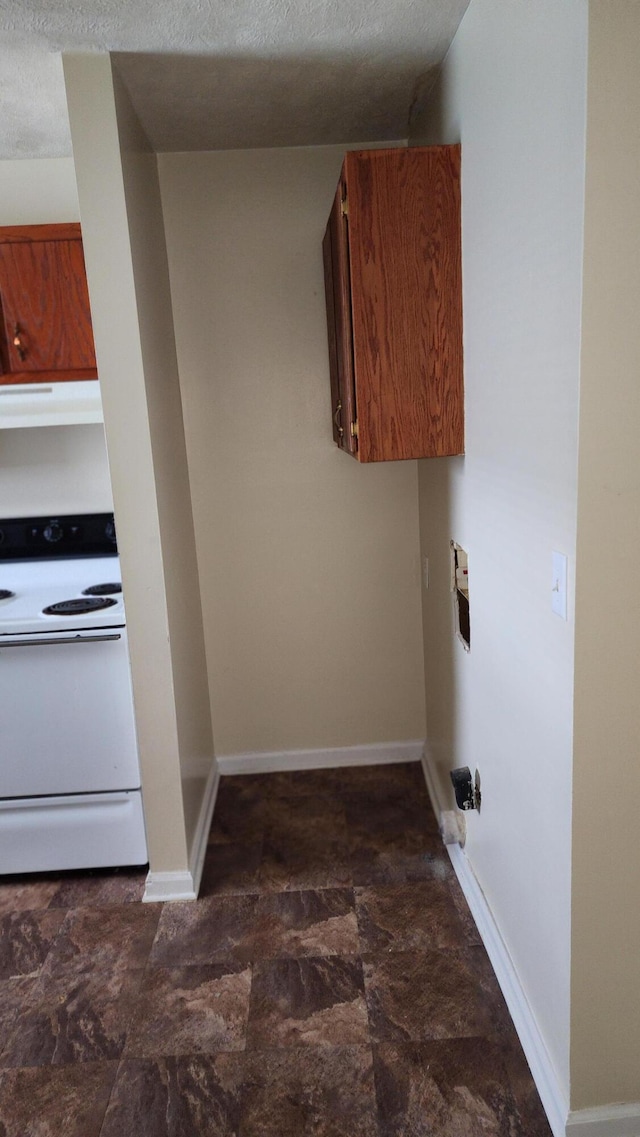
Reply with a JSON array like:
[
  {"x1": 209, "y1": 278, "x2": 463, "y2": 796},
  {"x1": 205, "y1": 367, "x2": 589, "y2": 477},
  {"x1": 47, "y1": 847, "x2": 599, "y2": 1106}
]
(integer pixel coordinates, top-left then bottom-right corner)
[
  {"x1": 216, "y1": 739, "x2": 423, "y2": 776},
  {"x1": 420, "y1": 744, "x2": 569, "y2": 1137},
  {"x1": 448, "y1": 841, "x2": 569, "y2": 1137},
  {"x1": 566, "y1": 1104, "x2": 640, "y2": 1136},
  {"x1": 423, "y1": 743, "x2": 640, "y2": 1137},
  {"x1": 143, "y1": 870, "x2": 197, "y2": 903},
  {"x1": 188, "y1": 763, "x2": 220, "y2": 897},
  {"x1": 420, "y1": 744, "x2": 449, "y2": 820},
  {"x1": 143, "y1": 763, "x2": 220, "y2": 903}
]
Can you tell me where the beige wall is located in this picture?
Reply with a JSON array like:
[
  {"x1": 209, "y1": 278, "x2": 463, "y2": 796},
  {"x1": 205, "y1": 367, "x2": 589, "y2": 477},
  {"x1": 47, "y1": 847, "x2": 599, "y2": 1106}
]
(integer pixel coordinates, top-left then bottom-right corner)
[
  {"x1": 410, "y1": 0, "x2": 587, "y2": 1100},
  {"x1": 158, "y1": 146, "x2": 426, "y2": 756},
  {"x1": 570, "y1": 1, "x2": 640, "y2": 1110},
  {"x1": 64, "y1": 55, "x2": 215, "y2": 883},
  {"x1": 0, "y1": 158, "x2": 79, "y2": 224},
  {"x1": 0, "y1": 425, "x2": 112, "y2": 517},
  {"x1": 109, "y1": 68, "x2": 215, "y2": 829},
  {"x1": 0, "y1": 158, "x2": 113, "y2": 517}
]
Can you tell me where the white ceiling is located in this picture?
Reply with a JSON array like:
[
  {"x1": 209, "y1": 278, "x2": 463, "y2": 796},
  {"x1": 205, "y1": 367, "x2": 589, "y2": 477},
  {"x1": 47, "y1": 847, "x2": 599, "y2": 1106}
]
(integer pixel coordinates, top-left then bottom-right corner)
[{"x1": 0, "y1": 0, "x2": 469, "y2": 158}]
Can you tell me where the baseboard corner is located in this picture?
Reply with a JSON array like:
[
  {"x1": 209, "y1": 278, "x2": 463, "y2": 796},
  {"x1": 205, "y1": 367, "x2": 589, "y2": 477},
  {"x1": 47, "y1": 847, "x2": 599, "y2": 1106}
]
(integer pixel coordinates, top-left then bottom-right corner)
[
  {"x1": 143, "y1": 870, "x2": 197, "y2": 903},
  {"x1": 188, "y1": 762, "x2": 220, "y2": 898}
]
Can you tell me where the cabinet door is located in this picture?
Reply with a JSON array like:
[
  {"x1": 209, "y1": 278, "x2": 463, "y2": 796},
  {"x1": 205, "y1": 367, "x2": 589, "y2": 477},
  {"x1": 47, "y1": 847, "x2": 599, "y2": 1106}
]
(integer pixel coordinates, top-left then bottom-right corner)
[
  {"x1": 0, "y1": 225, "x2": 97, "y2": 384},
  {"x1": 322, "y1": 179, "x2": 358, "y2": 456},
  {"x1": 345, "y1": 146, "x2": 463, "y2": 462}
]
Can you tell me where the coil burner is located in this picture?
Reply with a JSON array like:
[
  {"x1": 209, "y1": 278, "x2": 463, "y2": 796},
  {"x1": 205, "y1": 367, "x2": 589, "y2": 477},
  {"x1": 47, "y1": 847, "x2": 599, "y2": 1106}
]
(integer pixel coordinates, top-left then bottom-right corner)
[
  {"x1": 82, "y1": 583, "x2": 122, "y2": 596},
  {"x1": 43, "y1": 597, "x2": 118, "y2": 616}
]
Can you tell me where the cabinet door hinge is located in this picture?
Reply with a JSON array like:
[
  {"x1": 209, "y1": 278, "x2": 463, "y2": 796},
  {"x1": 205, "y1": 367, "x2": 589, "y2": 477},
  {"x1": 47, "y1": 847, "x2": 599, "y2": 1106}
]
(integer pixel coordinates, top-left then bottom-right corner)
[
  {"x1": 350, "y1": 420, "x2": 359, "y2": 439},
  {"x1": 340, "y1": 196, "x2": 349, "y2": 218}
]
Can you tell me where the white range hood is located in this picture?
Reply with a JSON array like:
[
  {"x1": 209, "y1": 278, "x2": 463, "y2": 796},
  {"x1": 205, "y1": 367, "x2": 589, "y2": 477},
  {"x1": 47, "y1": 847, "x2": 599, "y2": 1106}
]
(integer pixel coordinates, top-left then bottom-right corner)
[{"x1": 0, "y1": 379, "x2": 103, "y2": 429}]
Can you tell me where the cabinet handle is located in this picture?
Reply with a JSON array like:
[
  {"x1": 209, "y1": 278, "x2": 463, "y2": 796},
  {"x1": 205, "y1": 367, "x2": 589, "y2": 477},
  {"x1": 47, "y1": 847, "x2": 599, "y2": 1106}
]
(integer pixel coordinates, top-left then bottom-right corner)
[
  {"x1": 13, "y1": 324, "x2": 27, "y2": 362},
  {"x1": 333, "y1": 399, "x2": 344, "y2": 438}
]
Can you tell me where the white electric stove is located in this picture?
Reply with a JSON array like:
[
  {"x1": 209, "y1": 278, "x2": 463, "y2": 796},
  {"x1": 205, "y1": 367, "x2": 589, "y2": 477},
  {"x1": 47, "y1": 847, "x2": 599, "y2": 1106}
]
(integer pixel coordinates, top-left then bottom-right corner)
[{"x1": 0, "y1": 513, "x2": 148, "y2": 874}]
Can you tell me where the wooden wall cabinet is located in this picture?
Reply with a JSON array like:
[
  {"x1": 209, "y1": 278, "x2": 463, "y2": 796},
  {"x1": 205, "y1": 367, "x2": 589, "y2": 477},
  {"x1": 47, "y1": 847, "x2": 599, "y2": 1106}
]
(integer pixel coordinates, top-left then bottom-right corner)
[
  {"x1": 0, "y1": 223, "x2": 97, "y2": 386},
  {"x1": 322, "y1": 146, "x2": 464, "y2": 462}
]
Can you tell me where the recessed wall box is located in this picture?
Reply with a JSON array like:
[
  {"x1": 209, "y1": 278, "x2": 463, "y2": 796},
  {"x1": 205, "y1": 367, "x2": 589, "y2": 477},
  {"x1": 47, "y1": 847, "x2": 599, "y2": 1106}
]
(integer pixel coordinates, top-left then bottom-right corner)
[
  {"x1": 450, "y1": 766, "x2": 479, "y2": 811},
  {"x1": 450, "y1": 541, "x2": 470, "y2": 650},
  {"x1": 450, "y1": 766, "x2": 474, "y2": 810}
]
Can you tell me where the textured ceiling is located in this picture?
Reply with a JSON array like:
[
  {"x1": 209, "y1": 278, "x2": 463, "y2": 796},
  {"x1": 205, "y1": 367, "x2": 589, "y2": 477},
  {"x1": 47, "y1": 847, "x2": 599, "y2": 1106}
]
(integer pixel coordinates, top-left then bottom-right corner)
[{"x1": 0, "y1": 0, "x2": 469, "y2": 158}]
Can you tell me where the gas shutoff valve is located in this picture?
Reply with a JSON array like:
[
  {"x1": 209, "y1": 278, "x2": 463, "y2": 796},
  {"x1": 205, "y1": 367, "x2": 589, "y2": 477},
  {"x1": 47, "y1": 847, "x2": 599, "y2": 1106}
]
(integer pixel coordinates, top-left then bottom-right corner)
[{"x1": 450, "y1": 766, "x2": 481, "y2": 811}]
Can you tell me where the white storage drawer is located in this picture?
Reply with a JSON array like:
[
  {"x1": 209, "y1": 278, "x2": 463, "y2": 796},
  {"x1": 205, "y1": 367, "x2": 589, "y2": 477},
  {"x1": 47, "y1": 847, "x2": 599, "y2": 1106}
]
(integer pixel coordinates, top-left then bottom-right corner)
[{"x1": 0, "y1": 791, "x2": 147, "y2": 873}]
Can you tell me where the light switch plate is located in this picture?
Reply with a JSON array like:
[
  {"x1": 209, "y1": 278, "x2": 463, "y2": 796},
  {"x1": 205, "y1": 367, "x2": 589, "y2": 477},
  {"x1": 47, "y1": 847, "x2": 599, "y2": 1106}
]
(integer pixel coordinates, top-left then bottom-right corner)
[{"x1": 551, "y1": 551, "x2": 568, "y2": 619}]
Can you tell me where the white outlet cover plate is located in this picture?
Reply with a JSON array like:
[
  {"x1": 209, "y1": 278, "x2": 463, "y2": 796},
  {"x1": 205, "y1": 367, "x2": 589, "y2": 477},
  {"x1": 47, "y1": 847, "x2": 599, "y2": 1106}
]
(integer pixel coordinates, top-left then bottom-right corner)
[{"x1": 551, "y1": 551, "x2": 568, "y2": 619}]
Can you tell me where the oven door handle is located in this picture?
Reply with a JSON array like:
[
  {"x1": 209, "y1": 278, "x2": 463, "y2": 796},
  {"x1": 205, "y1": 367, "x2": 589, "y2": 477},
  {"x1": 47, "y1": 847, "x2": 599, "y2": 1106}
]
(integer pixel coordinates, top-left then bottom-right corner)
[{"x1": 0, "y1": 633, "x2": 122, "y2": 648}]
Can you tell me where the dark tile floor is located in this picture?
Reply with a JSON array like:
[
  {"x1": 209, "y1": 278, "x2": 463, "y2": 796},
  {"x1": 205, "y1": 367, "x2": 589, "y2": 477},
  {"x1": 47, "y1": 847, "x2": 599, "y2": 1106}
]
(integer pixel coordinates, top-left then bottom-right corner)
[{"x1": 0, "y1": 762, "x2": 552, "y2": 1135}]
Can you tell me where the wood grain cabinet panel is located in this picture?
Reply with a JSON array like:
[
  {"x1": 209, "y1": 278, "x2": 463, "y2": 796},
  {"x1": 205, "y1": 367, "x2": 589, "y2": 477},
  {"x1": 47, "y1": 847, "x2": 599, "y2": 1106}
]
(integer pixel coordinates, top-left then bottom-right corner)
[
  {"x1": 0, "y1": 223, "x2": 97, "y2": 385},
  {"x1": 322, "y1": 146, "x2": 464, "y2": 462}
]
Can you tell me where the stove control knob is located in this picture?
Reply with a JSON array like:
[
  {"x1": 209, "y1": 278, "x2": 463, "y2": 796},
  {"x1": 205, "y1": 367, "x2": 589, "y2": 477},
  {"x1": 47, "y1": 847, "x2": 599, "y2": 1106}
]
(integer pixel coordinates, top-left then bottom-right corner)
[{"x1": 43, "y1": 522, "x2": 63, "y2": 544}]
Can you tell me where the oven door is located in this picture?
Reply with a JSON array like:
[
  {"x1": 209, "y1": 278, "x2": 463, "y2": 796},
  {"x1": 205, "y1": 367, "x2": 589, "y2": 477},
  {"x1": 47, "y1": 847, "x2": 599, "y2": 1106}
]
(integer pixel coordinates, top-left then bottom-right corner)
[{"x1": 0, "y1": 627, "x2": 140, "y2": 798}]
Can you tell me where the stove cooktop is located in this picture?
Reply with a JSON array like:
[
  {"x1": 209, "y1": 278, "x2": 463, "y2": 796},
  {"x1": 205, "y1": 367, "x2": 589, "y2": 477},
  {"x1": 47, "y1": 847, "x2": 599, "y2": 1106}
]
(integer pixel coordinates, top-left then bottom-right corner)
[
  {"x1": 0, "y1": 514, "x2": 126, "y2": 636},
  {"x1": 0, "y1": 556, "x2": 126, "y2": 636}
]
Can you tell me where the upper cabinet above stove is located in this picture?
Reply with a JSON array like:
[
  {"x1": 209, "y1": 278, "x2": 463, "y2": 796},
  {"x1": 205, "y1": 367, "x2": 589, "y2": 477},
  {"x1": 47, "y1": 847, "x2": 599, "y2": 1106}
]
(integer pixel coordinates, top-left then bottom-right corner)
[
  {"x1": 0, "y1": 224, "x2": 97, "y2": 385},
  {"x1": 322, "y1": 145, "x2": 464, "y2": 462},
  {"x1": 0, "y1": 224, "x2": 103, "y2": 429}
]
